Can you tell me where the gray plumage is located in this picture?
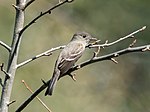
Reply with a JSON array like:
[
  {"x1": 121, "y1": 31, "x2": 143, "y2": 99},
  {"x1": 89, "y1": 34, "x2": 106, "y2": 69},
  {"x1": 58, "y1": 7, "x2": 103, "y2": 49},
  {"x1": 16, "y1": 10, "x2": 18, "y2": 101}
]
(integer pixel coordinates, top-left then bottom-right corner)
[{"x1": 45, "y1": 32, "x2": 96, "y2": 96}]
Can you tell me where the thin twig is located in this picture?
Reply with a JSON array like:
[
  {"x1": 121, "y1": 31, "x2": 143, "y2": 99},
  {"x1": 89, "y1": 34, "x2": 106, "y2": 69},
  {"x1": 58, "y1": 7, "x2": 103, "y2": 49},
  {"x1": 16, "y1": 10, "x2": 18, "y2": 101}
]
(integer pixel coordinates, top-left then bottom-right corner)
[
  {"x1": 19, "y1": 0, "x2": 74, "y2": 36},
  {"x1": 90, "y1": 26, "x2": 146, "y2": 48},
  {"x1": 19, "y1": 25, "x2": 144, "y2": 69},
  {"x1": 17, "y1": 45, "x2": 65, "y2": 68},
  {"x1": 0, "y1": 63, "x2": 10, "y2": 78},
  {"x1": 7, "y1": 100, "x2": 16, "y2": 106},
  {"x1": 142, "y1": 46, "x2": 150, "y2": 51},
  {"x1": 0, "y1": 40, "x2": 11, "y2": 52},
  {"x1": 129, "y1": 39, "x2": 137, "y2": 47},
  {"x1": 92, "y1": 46, "x2": 100, "y2": 58},
  {"x1": 110, "y1": 58, "x2": 118, "y2": 64},
  {"x1": 0, "y1": 78, "x2": 3, "y2": 87},
  {"x1": 22, "y1": 80, "x2": 52, "y2": 112},
  {"x1": 24, "y1": 0, "x2": 35, "y2": 10},
  {"x1": 89, "y1": 26, "x2": 146, "y2": 59},
  {"x1": 74, "y1": 45, "x2": 150, "y2": 69},
  {"x1": 16, "y1": 80, "x2": 49, "y2": 112},
  {"x1": 12, "y1": 4, "x2": 21, "y2": 10},
  {"x1": 16, "y1": 44, "x2": 150, "y2": 112}
]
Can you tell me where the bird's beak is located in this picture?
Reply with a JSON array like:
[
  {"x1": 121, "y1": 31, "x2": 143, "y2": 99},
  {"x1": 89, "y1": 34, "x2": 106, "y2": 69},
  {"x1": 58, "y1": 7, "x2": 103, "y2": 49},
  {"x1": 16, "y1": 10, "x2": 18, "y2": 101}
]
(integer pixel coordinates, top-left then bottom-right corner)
[
  {"x1": 88, "y1": 37, "x2": 100, "y2": 46},
  {"x1": 89, "y1": 37, "x2": 98, "y2": 43}
]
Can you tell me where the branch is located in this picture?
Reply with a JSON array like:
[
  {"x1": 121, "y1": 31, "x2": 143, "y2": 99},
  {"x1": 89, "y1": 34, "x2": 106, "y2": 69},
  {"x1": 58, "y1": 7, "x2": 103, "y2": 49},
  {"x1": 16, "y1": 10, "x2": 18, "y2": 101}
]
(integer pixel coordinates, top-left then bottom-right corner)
[
  {"x1": 17, "y1": 45, "x2": 65, "y2": 68},
  {"x1": 0, "y1": 78, "x2": 3, "y2": 87},
  {"x1": 16, "y1": 44, "x2": 150, "y2": 112},
  {"x1": 12, "y1": 0, "x2": 35, "y2": 10},
  {"x1": 0, "y1": 40, "x2": 11, "y2": 52},
  {"x1": 16, "y1": 80, "x2": 49, "y2": 112},
  {"x1": 90, "y1": 26, "x2": 146, "y2": 48},
  {"x1": 74, "y1": 44, "x2": 150, "y2": 70},
  {"x1": 0, "y1": 63, "x2": 11, "y2": 78},
  {"x1": 0, "y1": 0, "x2": 25, "y2": 111},
  {"x1": 7, "y1": 100, "x2": 16, "y2": 106},
  {"x1": 24, "y1": 0, "x2": 35, "y2": 10},
  {"x1": 22, "y1": 80, "x2": 52, "y2": 112},
  {"x1": 16, "y1": 26, "x2": 146, "y2": 68},
  {"x1": 19, "y1": 0, "x2": 74, "y2": 36}
]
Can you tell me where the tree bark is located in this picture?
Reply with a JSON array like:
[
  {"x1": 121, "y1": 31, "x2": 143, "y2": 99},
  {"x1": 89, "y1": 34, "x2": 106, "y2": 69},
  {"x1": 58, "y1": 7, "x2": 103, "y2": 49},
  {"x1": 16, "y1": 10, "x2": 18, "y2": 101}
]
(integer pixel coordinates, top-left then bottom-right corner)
[{"x1": 0, "y1": 0, "x2": 25, "y2": 112}]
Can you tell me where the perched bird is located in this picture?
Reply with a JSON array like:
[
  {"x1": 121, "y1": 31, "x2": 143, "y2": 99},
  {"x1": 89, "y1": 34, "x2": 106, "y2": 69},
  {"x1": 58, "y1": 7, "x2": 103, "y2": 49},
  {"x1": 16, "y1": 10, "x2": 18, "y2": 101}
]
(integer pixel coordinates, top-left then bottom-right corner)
[{"x1": 45, "y1": 32, "x2": 97, "y2": 96}]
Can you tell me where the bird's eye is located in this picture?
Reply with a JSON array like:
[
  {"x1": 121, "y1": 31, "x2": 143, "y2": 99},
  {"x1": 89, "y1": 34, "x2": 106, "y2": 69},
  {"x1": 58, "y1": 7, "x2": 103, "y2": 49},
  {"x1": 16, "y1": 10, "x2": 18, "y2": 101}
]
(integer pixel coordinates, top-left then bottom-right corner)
[{"x1": 82, "y1": 35, "x2": 86, "y2": 38}]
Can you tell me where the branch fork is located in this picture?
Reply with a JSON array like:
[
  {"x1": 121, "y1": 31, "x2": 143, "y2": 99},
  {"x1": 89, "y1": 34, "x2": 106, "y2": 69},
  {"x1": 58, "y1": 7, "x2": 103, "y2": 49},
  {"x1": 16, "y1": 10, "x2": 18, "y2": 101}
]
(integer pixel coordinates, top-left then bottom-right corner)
[
  {"x1": 22, "y1": 80, "x2": 52, "y2": 112},
  {"x1": 0, "y1": 63, "x2": 11, "y2": 78},
  {"x1": 7, "y1": 100, "x2": 16, "y2": 106},
  {"x1": 142, "y1": 46, "x2": 150, "y2": 51},
  {"x1": 90, "y1": 26, "x2": 147, "y2": 49},
  {"x1": 0, "y1": 40, "x2": 11, "y2": 51}
]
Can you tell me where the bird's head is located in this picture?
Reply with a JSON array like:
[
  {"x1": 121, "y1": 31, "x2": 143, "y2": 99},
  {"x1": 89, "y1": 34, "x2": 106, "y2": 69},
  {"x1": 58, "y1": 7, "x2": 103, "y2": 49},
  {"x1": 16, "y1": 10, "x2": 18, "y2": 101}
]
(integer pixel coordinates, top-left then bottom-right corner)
[{"x1": 71, "y1": 32, "x2": 97, "y2": 46}]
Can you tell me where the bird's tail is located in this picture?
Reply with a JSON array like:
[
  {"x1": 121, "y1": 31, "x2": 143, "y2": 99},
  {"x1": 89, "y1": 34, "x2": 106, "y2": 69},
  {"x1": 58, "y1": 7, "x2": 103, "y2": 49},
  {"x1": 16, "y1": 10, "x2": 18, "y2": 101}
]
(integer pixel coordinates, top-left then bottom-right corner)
[{"x1": 45, "y1": 70, "x2": 60, "y2": 96}]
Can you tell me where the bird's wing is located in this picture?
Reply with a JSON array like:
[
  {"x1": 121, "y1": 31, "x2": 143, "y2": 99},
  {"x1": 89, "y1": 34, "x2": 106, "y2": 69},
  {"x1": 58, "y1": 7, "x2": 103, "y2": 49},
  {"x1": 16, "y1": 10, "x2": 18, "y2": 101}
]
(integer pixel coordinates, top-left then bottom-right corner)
[
  {"x1": 58, "y1": 42, "x2": 85, "y2": 74},
  {"x1": 65, "y1": 42, "x2": 84, "y2": 61}
]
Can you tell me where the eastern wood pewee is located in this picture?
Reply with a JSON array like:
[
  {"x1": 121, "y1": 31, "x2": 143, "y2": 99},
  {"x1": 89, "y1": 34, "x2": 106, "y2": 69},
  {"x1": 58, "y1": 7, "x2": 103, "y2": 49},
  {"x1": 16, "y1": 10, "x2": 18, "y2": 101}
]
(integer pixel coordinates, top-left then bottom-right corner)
[{"x1": 45, "y1": 32, "x2": 97, "y2": 96}]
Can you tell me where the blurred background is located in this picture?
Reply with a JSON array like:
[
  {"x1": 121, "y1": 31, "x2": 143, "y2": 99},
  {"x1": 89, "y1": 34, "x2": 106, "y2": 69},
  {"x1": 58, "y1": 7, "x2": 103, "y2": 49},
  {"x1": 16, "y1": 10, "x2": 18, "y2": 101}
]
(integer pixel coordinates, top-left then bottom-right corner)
[{"x1": 0, "y1": 0, "x2": 150, "y2": 112}]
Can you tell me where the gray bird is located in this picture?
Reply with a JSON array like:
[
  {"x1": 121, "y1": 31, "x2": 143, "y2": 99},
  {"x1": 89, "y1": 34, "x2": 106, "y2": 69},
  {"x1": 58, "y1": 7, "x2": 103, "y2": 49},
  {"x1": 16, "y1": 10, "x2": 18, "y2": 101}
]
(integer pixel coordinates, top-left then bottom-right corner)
[{"x1": 45, "y1": 32, "x2": 97, "y2": 96}]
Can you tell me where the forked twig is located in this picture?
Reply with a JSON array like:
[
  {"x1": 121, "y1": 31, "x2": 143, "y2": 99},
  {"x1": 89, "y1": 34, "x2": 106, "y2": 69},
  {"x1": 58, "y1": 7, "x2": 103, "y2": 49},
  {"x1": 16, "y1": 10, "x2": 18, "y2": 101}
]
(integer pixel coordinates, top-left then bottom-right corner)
[
  {"x1": 16, "y1": 80, "x2": 49, "y2": 112},
  {"x1": 90, "y1": 26, "x2": 146, "y2": 48},
  {"x1": 17, "y1": 26, "x2": 147, "y2": 69},
  {"x1": 129, "y1": 39, "x2": 137, "y2": 47},
  {"x1": 0, "y1": 40, "x2": 11, "y2": 51},
  {"x1": 75, "y1": 45, "x2": 150, "y2": 69},
  {"x1": 22, "y1": 80, "x2": 52, "y2": 112},
  {"x1": 0, "y1": 63, "x2": 10, "y2": 78},
  {"x1": 17, "y1": 45, "x2": 65, "y2": 68},
  {"x1": 19, "y1": 0, "x2": 74, "y2": 36}
]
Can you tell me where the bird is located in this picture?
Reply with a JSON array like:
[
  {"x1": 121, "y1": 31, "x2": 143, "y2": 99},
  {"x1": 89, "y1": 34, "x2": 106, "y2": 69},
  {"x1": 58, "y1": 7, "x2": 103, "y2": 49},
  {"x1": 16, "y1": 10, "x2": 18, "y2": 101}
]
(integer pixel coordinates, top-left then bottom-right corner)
[{"x1": 45, "y1": 32, "x2": 97, "y2": 96}]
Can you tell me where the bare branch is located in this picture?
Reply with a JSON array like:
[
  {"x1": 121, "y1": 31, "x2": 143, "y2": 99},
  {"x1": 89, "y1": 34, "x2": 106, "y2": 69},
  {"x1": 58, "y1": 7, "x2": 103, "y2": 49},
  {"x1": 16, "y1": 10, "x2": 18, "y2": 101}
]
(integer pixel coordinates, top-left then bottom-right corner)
[
  {"x1": 0, "y1": 63, "x2": 11, "y2": 78},
  {"x1": 24, "y1": 0, "x2": 35, "y2": 10},
  {"x1": 0, "y1": 0, "x2": 25, "y2": 111},
  {"x1": 16, "y1": 81, "x2": 49, "y2": 112},
  {"x1": 17, "y1": 45, "x2": 65, "y2": 68},
  {"x1": 142, "y1": 46, "x2": 150, "y2": 51},
  {"x1": 0, "y1": 78, "x2": 3, "y2": 87},
  {"x1": 74, "y1": 44, "x2": 150, "y2": 69},
  {"x1": 19, "y1": 0, "x2": 74, "y2": 36},
  {"x1": 12, "y1": 4, "x2": 21, "y2": 10},
  {"x1": 7, "y1": 100, "x2": 16, "y2": 106},
  {"x1": 92, "y1": 46, "x2": 100, "y2": 58},
  {"x1": 16, "y1": 44, "x2": 150, "y2": 112},
  {"x1": 110, "y1": 58, "x2": 118, "y2": 64},
  {"x1": 129, "y1": 39, "x2": 137, "y2": 47},
  {"x1": 90, "y1": 26, "x2": 146, "y2": 48},
  {"x1": 22, "y1": 80, "x2": 52, "y2": 112},
  {"x1": 0, "y1": 40, "x2": 11, "y2": 52}
]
